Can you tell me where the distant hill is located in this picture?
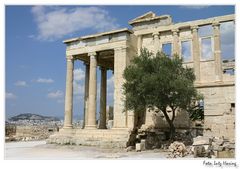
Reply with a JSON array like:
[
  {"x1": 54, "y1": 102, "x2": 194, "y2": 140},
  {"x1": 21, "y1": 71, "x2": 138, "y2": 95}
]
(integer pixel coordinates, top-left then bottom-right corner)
[{"x1": 9, "y1": 113, "x2": 60, "y2": 121}]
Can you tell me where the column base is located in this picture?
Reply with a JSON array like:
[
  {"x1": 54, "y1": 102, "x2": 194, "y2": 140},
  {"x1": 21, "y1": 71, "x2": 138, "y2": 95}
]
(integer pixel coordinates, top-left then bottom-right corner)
[
  {"x1": 84, "y1": 125, "x2": 97, "y2": 129},
  {"x1": 63, "y1": 125, "x2": 73, "y2": 129},
  {"x1": 111, "y1": 127, "x2": 128, "y2": 130}
]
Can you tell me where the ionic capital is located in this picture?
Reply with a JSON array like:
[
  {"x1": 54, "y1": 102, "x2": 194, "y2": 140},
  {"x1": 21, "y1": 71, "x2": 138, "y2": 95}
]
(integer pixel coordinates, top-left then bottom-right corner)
[
  {"x1": 212, "y1": 21, "x2": 220, "y2": 29},
  {"x1": 152, "y1": 32, "x2": 160, "y2": 38},
  {"x1": 88, "y1": 52, "x2": 97, "y2": 57},
  {"x1": 191, "y1": 25, "x2": 199, "y2": 32},
  {"x1": 172, "y1": 28, "x2": 179, "y2": 35},
  {"x1": 66, "y1": 55, "x2": 74, "y2": 61}
]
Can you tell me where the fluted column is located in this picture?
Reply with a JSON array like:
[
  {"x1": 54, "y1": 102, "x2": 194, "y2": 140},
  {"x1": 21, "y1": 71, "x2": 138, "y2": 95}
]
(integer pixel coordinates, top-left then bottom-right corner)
[
  {"x1": 172, "y1": 28, "x2": 180, "y2": 56},
  {"x1": 153, "y1": 32, "x2": 161, "y2": 55},
  {"x1": 63, "y1": 56, "x2": 74, "y2": 129},
  {"x1": 191, "y1": 26, "x2": 200, "y2": 83},
  {"x1": 137, "y1": 35, "x2": 142, "y2": 55},
  {"x1": 213, "y1": 22, "x2": 223, "y2": 82},
  {"x1": 99, "y1": 67, "x2": 107, "y2": 129},
  {"x1": 83, "y1": 63, "x2": 90, "y2": 128},
  {"x1": 85, "y1": 52, "x2": 97, "y2": 129}
]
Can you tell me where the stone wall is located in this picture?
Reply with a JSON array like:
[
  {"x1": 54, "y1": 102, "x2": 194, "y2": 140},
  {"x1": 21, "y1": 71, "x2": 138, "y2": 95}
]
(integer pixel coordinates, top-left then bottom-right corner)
[
  {"x1": 47, "y1": 128, "x2": 136, "y2": 148},
  {"x1": 5, "y1": 124, "x2": 16, "y2": 137},
  {"x1": 142, "y1": 107, "x2": 191, "y2": 130},
  {"x1": 140, "y1": 84, "x2": 235, "y2": 140},
  {"x1": 198, "y1": 85, "x2": 235, "y2": 139},
  {"x1": 15, "y1": 125, "x2": 59, "y2": 141},
  {"x1": 136, "y1": 14, "x2": 235, "y2": 140}
]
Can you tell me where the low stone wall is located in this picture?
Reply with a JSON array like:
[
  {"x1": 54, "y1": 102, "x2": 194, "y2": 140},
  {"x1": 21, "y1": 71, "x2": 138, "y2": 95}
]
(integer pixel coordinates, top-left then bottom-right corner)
[
  {"x1": 5, "y1": 125, "x2": 59, "y2": 141},
  {"x1": 47, "y1": 128, "x2": 136, "y2": 148},
  {"x1": 137, "y1": 128, "x2": 201, "y2": 150},
  {"x1": 144, "y1": 107, "x2": 191, "y2": 129},
  {"x1": 5, "y1": 124, "x2": 16, "y2": 137}
]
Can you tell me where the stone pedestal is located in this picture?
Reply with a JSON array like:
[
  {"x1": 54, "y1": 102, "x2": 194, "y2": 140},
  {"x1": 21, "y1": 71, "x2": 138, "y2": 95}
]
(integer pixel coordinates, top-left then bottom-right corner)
[{"x1": 47, "y1": 128, "x2": 133, "y2": 148}]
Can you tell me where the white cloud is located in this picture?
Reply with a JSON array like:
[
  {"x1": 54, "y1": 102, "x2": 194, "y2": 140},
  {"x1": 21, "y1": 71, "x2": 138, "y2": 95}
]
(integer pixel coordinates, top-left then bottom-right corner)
[
  {"x1": 181, "y1": 41, "x2": 191, "y2": 61},
  {"x1": 220, "y1": 21, "x2": 235, "y2": 60},
  {"x1": 31, "y1": 6, "x2": 119, "y2": 41},
  {"x1": 198, "y1": 25, "x2": 212, "y2": 37},
  {"x1": 36, "y1": 78, "x2": 54, "y2": 83},
  {"x1": 47, "y1": 90, "x2": 63, "y2": 99},
  {"x1": 73, "y1": 80, "x2": 84, "y2": 95},
  {"x1": 6, "y1": 92, "x2": 17, "y2": 99},
  {"x1": 201, "y1": 38, "x2": 212, "y2": 60},
  {"x1": 107, "y1": 76, "x2": 114, "y2": 94},
  {"x1": 72, "y1": 68, "x2": 85, "y2": 95},
  {"x1": 14, "y1": 81, "x2": 27, "y2": 87},
  {"x1": 220, "y1": 21, "x2": 235, "y2": 44},
  {"x1": 180, "y1": 6, "x2": 209, "y2": 9},
  {"x1": 74, "y1": 68, "x2": 85, "y2": 81},
  {"x1": 107, "y1": 75, "x2": 114, "y2": 105}
]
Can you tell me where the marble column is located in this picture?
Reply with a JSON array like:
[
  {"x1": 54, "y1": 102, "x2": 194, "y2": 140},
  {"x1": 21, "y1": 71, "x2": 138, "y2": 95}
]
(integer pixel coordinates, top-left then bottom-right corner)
[
  {"x1": 63, "y1": 56, "x2": 74, "y2": 129},
  {"x1": 213, "y1": 22, "x2": 223, "y2": 82},
  {"x1": 99, "y1": 66, "x2": 107, "y2": 129},
  {"x1": 137, "y1": 35, "x2": 142, "y2": 55},
  {"x1": 191, "y1": 26, "x2": 200, "y2": 83},
  {"x1": 83, "y1": 63, "x2": 90, "y2": 128},
  {"x1": 85, "y1": 52, "x2": 97, "y2": 129},
  {"x1": 153, "y1": 32, "x2": 161, "y2": 55},
  {"x1": 172, "y1": 29, "x2": 180, "y2": 56}
]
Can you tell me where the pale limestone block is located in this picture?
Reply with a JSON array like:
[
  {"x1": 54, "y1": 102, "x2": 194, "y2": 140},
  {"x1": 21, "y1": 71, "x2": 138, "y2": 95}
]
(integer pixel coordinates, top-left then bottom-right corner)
[{"x1": 136, "y1": 143, "x2": 143, "y2": 152}]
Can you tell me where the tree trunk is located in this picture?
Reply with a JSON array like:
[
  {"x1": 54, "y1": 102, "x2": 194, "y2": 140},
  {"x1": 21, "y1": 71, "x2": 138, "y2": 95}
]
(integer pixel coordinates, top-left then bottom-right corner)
[
  {"x1": 169, "y1": 121, "x2": 176, "y2": 140},
  {"x1": 161, "y1": 109, "x2": 176, "y2": 140}
]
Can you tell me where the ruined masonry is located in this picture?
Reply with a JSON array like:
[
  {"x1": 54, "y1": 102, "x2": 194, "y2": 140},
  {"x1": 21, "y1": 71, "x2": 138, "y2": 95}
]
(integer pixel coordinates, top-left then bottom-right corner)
[{"x1": 47, "y1": 12, "x2": 235, "y2": 148}]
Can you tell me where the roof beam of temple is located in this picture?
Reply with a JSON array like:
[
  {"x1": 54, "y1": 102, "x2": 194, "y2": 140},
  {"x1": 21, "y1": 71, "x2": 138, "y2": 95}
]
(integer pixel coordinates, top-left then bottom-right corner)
[{"x1": 133, "y1": 14, "x2": 234, "y2": 36}]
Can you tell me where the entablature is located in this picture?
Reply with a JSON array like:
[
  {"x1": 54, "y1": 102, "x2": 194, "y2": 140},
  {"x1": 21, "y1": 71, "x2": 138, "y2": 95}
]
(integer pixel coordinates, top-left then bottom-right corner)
[
  {"x1": 64, "y1": 28, "x2": 134, "y2": 51},
  {"x1": 133, "y1": 14, "x2": 234, "y2": 36}
]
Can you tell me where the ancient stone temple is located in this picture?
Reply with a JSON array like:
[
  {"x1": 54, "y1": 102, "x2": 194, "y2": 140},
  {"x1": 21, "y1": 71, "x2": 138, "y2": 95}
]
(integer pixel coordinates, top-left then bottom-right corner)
[{"x1": 48, "y1": 12, "x2": 235, "y2": 148}]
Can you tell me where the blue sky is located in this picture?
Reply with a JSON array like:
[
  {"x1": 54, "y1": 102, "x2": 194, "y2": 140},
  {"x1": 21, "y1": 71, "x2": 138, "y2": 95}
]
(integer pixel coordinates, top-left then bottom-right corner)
[{"x1": 5, "y1": 5, "x2": 235, "y2": 120}]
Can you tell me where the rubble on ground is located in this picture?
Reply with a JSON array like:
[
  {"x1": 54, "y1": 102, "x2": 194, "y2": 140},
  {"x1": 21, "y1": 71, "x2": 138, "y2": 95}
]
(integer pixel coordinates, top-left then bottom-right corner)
[
  {"x1": 167, "y1": 141, "x2": 188, "y2": 158},
  {"x1": 191, "y1": 136, "x2": 235, "y2": 158},
  {"x1": 126, "y1": 146, "x2": 135, "y2": 152}
]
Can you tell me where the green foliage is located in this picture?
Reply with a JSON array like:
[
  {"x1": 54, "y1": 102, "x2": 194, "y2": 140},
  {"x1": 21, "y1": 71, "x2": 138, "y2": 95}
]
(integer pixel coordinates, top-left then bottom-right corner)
[
  {"x1": 188, "y1": 96, "x2": 204, "y2": 121},
  {"x1": 123, "y1": 48, "x2": 201, "y2": 139},
  {"x1": 123, "y1": 48, "x2": 198, "y2": 112},
  {"x1": 189, "y1": 106, "x2": 204, "y2": 121}
]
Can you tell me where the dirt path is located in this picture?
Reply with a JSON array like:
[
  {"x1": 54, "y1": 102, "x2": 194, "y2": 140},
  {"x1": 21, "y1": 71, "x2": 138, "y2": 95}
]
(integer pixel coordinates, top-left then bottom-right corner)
[{"x1": 5, "y1": 140, "x2": 174, "y2": 159}]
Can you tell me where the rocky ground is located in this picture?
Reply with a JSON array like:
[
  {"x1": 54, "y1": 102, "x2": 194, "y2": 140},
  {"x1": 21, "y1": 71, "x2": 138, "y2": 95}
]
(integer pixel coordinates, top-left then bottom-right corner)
[{"x1": 5, "y1": 140, "x2": 194, "y2": 160}]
